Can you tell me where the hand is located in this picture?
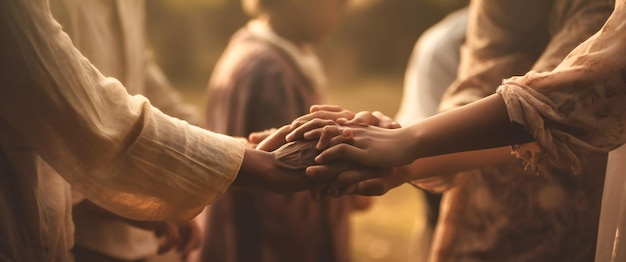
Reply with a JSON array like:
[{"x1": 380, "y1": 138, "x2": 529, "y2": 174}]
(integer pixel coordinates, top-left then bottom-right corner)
[
  {"x1": 337, "y1": 110, "x2": 401, "y2": 129},
  {"x1": 285, "y1": 107, "x2": 400, "y2": 140},
  {"x1": 174, "y1": 220, "x2": 202, "y2": 260},
  {"x1": 307, "y1": 105, "x2": 400, "y2": 129},
  {"x1": 250, "y1": 126, "x2": 288, "y2": 152},
  {"x1": 252, "y1": 105, "x2": 399, "y2": 151},
  {"x1": 234, "y1": 141, "x2": 320, "y2": 194},
  {"x1": 288, "y1": 122, "x2": 417, "y2": 167},
  {"x1": 250, "y1": 105, "x2": 355, "y2": 152},
  {"x1": 248, "y1": 129, "x2": 274, "y2": 145},
  {"x1": 125, "y1": 217, "x2": 201, "y2": 259},
  {"x1": 408, "y1": 173, "x2": 458, "y2": 193},
  {"x1": 308, "y1": 165, "x2": 406, "y2": 200},
  {"x1": 154, "y1": 222, "x2": 180, "y2": 255}
]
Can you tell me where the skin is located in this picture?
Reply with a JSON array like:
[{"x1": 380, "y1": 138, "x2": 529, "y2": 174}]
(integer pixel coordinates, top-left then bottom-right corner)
[
  {"x1": 233, "y1": 146, "x2": 311, "y2": 194},
  {"x1": 288, "y1": 94, "x2": 532, "y2": 166},
  {"x1": 322, "y1": 147, "x2": 515, "y2": 198},
  {"x1": 248, "y1": 105, "x2": 401, "y2": 199},
  {"x1": 269, "y1": 95, "x2": 534, "y2": 199},
  {"x1": 234, "y1": 105, "x2": 397, "y2": 194},
  {"x1": 234, "y1": 0, "x2": 352, "y2": 194}
]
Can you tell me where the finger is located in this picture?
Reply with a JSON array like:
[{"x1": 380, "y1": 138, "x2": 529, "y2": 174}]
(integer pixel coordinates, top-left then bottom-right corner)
[
  {"x1": 352, "y1": 179, "x2": 390, "y2": 196},
  {"x1": 248, "y1": 128, "x2": 276, "y2": 144},
  {"x1": 178, "y1": 221, "x2": 202, "y2": 258},
  {"x1": 157, "y1": 223, "x2": 180, "y2": 254},
  {"x1": 317, "y1": 127, "x2": 354, "y2": 150},
  {"x1": 315, "y1": 144, "x2": 364, "y2": 164},
  {"x1": 337, "y1": 184, "x2": 359, "y2": 196},
  {"x1": 310, "y1": 182, "x2": 330, "y2": 202},
  {"x1": 255, "y1": 125, "x2": 291, "y2": 151},
  {"x1": 352, "y1": 170, "x2": 405, "y2": 196},
  {"x1": 293, "y1": 108, "x2": 355, "y2": 124},
  {"x1": 305, "y1": 161, "x2": 360, "y2": 182},
  {"x1": 353, "y1": 111, "x2": 379, "y2": 126},
  {"x1": 309, "y1": 104, "x2": 345, "y2": 113},
  {"x1": 329, "y1": 168, "x2": 382, "y2": 197},
  {"x1": 315, "y1": 125, "x2": 352, "y2": 150},
  {"x1": 372, "y1": 111, "x2": 401, "y2": 129},
  {"x1": 286, "y1": 118, "x2": 337, "y2": 142}
]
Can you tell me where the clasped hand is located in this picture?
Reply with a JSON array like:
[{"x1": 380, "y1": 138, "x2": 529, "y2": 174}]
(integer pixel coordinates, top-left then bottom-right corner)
[{"x1": 250, "y1": 105, "x2": 413, "y2": 200}]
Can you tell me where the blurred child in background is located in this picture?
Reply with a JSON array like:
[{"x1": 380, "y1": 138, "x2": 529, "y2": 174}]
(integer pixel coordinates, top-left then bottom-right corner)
[{"x1": 200, "y1": 0, "x2": 371, "y2": 261}]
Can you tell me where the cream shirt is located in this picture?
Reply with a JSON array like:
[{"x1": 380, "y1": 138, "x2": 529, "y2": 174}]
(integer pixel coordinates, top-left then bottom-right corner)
[
  {"x1": 496, "y1": 1, "x2": 626, "y2": 260},
  {"x1": 0, "y1": 1, "x2": 244, "y2": 261},
  {"x1": 50, "y1": 0, "x2": 202, "y2": 260}
]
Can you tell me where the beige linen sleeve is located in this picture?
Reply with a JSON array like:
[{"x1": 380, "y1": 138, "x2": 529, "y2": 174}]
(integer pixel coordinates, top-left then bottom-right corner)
[
  {"x1": 497, "y1": 1, "x2": 626, "y2": 174},
  {"x1": 0, "y1": 0, "x2": 244, "y2": 222}
]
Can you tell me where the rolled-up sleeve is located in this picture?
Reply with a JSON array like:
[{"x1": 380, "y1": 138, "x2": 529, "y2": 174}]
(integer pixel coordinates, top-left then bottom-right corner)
[
  {"x1": 0, "y1": 0, "x2": 244, "y2": 222},
  {"x1": 496, "y1": 2, "x2": 626, "y2": 174}
]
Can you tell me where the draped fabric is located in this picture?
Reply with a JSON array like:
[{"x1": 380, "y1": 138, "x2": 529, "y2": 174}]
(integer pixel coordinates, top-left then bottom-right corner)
[
  {"x1": 430, "y1": 0, "x2": 614, "y2": 261},
  {"x1": 495, "y1": 1, "x2": 626, "y2": 260},
  {"x1": 202, "y1": 24, "x2": 368, "y2": 262}
]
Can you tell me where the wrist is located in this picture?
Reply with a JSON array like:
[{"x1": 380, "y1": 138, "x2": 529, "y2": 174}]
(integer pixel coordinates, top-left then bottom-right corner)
[
  {"x1": 405, "y1": 124, "x2": 426, "y2": 160},
  {"x1": 234, "y1": 148, "x2": 273, "y2": 190}
]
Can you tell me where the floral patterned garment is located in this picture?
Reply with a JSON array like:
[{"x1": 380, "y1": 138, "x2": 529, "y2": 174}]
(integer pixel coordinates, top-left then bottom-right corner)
[
  {"x1": 497, "y1": 1, "x2": 626, "y2": 260},
  {"x1": 430, "y1": 0, "x2": 615, "y2": 261},
  {"x1": 497, "y1": 5, "x2": 626, "y2": 174}
]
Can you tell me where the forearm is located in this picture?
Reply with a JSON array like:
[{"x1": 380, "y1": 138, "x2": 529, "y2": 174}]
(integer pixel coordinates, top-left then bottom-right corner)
[
  {"x1": 233, "y1": 148, "x2": 274, "y2": 188},
  {"x1": 0, "y1": 1, "x2": 244, "y2": 222},
  {"x1": 234, "y1": 143, "x2": 312, "y2": 194},
  {"x1": 402, "y1": 146, "x2": 514, "y2": 181},
  {"x1": 410, "y1": 94, "x2": 533, "y2": 159}
]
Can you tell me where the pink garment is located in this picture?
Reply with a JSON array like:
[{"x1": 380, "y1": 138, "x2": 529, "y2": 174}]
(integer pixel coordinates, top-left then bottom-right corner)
[
  {"x1": 431, "y1": 0, "x2": 613, "y2": 261},
  {"x1": 202, "y1": 23, "x2": 369, "y2": 262},
  {"x1": 496, "y1": 1, "x2": 626, "y2": 260}
]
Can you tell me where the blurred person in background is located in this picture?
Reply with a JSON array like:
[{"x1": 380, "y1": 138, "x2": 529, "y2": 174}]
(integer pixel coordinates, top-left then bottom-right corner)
[
  {"x1": 49, "y1": 0, "x2": 203, "y2": 261},
  {"x1": 426, "y1": 0, "x2": 613, "y2": 261},
  {"x1": 210, "y1": 0, "x2": 626, "y2": 259},
  {"x1": 200, "y1": 0, "x2": 373, "y2": 261},
  {"x1": 394, "y1": 7, "x2": 468, "y2": 262},
  {"x1": 300, "y1": 0, "x2": 614, "y2": 261},
  {"x1": 1, "y1": 0, "x2": 359, "y2": 260}
]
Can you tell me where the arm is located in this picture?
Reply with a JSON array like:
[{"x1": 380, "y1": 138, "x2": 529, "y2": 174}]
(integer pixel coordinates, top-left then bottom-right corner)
[
  {"x1": 310, "y1": 146, "x2": 514, "y2": 197},
  {"x1": 497, "y1": 1, "x2": 626, "y2": 173},
  {"x1": 234, "y1": 145, "x2": 312, "y2": 194},
  {"x1": 0, "y1": 0, "x2": 314, "y2": 221},
  {"x1": 294, "y1": 1, "x2": 626, "y2": 176},
  {"x1": 0, "y1": 0, "x2": 242, "y2": 222},
  {"x1": 291, "y1": 94, "x2": 532, "y2": 168}
]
